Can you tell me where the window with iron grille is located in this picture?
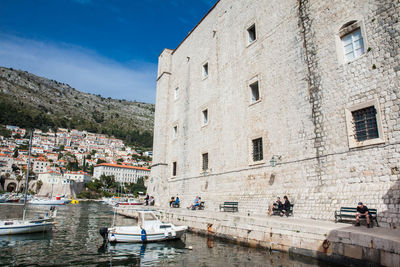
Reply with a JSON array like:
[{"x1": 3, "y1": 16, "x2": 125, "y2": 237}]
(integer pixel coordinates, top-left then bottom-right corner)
[
  {"x1": 352, "y1": 106, "x2": 378, "y2": 142},
  {"x1": 252, "y1": 138, "x2": 263, "y2": 161},
  {"x1": 172, "y1": 162, "x2": 177, "y2": 176},
  {"x1": 202, "y1": 153, "x2": 208, "y2": 171}
]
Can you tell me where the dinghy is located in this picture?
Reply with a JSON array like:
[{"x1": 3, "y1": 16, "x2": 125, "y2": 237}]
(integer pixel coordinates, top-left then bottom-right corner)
[{"x1": 100, "y1": 210, "x2": 188, "y2": 243}]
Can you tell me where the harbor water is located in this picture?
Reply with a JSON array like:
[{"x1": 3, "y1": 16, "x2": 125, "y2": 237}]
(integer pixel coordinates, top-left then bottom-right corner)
[{"x1": 0, "y1": 202, "x2": 340, "y2": 266}]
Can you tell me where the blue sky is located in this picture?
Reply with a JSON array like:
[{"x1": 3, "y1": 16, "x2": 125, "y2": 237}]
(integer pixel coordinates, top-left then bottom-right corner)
[{"x1": 0, "y1": 0, "x2": 218, "y2": 103}]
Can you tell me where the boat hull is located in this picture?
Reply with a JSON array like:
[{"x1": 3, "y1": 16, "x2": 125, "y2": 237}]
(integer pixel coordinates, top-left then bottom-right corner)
[
  {"x1": 29, "y1": 199, "x2": 65, "y2": 205},
  {"x1": 0, "y1": 221, "x2": 54, "y2": 236},
  {"x1": 108, "y1": 227, "x2": 187, "y2": 243}
]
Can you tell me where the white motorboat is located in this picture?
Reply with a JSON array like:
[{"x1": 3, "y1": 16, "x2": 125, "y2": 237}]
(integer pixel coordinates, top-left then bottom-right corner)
[
  {"x1": 0, "y1": 220, "x2": 54, "y2": 235},
  {"x1": 115, "y1": 198, "x2": 144, "y2": 207},
  {"x1": 100, "y1": 210, "x2": 188, "y2": 243},
  {"x1": 29, "y1": 198, "x2": 65, "y2": 206}
]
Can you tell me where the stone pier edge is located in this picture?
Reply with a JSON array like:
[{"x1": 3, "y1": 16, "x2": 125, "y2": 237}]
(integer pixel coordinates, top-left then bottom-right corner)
[{"x1": 115, "y1": 207, "x2": 400, "y2": 266}]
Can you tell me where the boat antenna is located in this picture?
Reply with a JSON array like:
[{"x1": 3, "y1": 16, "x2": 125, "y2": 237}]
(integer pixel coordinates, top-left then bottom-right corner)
[{"x1": 22, "y1": 129, "x2": 33, "y2": 221}]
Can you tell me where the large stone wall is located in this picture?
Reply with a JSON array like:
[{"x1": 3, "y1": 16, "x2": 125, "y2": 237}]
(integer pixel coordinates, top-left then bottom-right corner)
[{"x1": 149, "y1": 0, "x2": 400, "y2": 228}]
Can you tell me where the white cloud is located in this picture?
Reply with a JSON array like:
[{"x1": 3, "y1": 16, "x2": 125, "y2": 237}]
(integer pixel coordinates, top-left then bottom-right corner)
[{"x1": 0, "y1": 34, "x2": 157, "y2": 103}]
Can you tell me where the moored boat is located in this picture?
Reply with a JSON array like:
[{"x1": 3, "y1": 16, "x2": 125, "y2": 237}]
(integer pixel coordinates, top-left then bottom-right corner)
[
  {"x1": 0, "y1": 220, "x2": 54, "y2": 235},
  {"x1": 116, "y1": 198, "x2": 144, "y2": 206},
  {"x1": 29, "y1": 198, "x2": 66, "y2": 205},
  {"x1": 100, "y1": 210, "x2": 188, "y2": 243}
]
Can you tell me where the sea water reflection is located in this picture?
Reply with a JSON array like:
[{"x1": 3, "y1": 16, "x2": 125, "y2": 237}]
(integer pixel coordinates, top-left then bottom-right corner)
[{"x1": 0, "y1": 202, "x2": 339, "y2": 266}]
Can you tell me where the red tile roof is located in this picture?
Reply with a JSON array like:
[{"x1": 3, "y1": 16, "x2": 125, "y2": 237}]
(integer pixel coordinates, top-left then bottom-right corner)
[{"x1": 96, "y1": 163, "x2": 150, "y2": 171}]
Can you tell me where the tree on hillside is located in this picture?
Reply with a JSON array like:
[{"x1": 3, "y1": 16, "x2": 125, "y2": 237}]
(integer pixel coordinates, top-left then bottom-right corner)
[
  {"x1": 0, "y1": 126, "x2": 11, "y2": 138},
  {"x1": 100, "y1": 174, "x2": 116, "y2": 189},
  {"x1": 36, "y1": 180, "x2": 43, "y2": 193},
  {"x1": 96, "y1": 159, "x2": 106, "y2": 164},
  {"x1": 13, "y1": 148, "x2": 19, "y2": 158}
]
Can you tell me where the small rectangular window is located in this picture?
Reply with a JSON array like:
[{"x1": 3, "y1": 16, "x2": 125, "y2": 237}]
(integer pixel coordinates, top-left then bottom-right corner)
[
  {"x1": 203, "y1": 63, "x2": 209, "y2": 78},
  {"x1": 202, "y1": 109, "x2": 208, "y2": 125},
  {"x1": 174, "y1": 87, "x2": 179, "y2": 100},
  {"x1": 250, "y1": 81, "x2": 260, "y2": 103},
  {"x1": 173, "y1": 126, "x2": 178, "y2": 138},
  {"x1": 172, "y1": 162, "x2": 177, "y2": 176},
  {"x1": 352, "y1": 106, "x2": 378, "y2": 142},
  {"x1": 252, "y1": 138, "x2": 263, "y2": 162},
  {"x1": 202, "y1": 153, "x2": 208, "y2": 171},
  {"x1": 341, "y1": 28, "x2": 364, "y2": 62},
  {"x1": 247, "y1": 24, "x2": 256, "y2": 44}
]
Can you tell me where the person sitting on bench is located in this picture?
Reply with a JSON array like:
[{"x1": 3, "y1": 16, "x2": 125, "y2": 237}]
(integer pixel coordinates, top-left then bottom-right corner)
[
  {"x1": 282, "y1": 196, "x2": 291, "y2": 217},
  {"x1": 169, "y1": 196, "x2": 175, "y2": 208},
  {"x1": 355, "y1": 202, "x2": 371, "y2": 228},
  {"x1": 174, "y1": 196, "x2": 180, "y2": 207},
  {"x1": 268, "y1": 196, "x2": 282, "y2": 215},
  {"x1": 187, "y1": 196, "x2": 200, "y2": 210},
  {"x1": 149, "y1": 196, "x2": 155, "y2": 206}
]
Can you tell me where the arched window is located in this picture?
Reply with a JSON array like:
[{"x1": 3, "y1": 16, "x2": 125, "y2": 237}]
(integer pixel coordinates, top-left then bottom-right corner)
[{"x1": 339, "y1": 20, "x2": 365, "y2": 62}]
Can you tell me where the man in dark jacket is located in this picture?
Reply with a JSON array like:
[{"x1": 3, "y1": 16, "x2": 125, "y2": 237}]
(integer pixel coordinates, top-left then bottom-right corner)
[
  {"x1": 282, "y1": 196, "x2": 291, "y2": 217},
  {"x1": 355, "y1": 202, "x2": 371, "y2": 228}
]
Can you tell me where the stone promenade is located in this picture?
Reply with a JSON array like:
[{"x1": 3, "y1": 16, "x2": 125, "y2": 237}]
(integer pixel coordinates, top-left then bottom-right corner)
[
  {"x1": 114, "y1": 205, "x2": 400, "y2": 266},
  {"x1": 157, "y1": 208, "x2": 399, "y2": 266}
]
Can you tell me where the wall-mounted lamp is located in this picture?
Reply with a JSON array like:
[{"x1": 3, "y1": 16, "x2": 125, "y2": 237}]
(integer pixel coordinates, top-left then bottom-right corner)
[{"x1": 270, "y1": 155, "x2": 282, "y2": 167}]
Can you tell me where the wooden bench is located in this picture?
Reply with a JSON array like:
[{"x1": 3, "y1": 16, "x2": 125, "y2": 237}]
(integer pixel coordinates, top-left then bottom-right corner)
[
  {"x1": 198, "y1": 201, "x2": 205, "y2": 210},
  {"x1": 219, "y1": 202, "x2": 238, "y2": 212},
  {"x1": 334, "y1": 207, "x2": 379, "y2": 227},
  {"x1": 272, "y1": 204, "x2": 294, "y2": 216}
]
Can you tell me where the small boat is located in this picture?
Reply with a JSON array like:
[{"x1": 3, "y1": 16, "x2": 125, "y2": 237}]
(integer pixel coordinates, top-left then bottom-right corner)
[
  {"x1": 0, "y1": 220, "x2": 54, "y2": 235},
  {"x1": 116, "y1": 198, "x2": 144, "y2": 207},
  {"x1": 100, "y1": 210, "x2": 188, "y2": 243},
  {"x1": 29, "y1": 199, "x2": 65, "y2": 205}
]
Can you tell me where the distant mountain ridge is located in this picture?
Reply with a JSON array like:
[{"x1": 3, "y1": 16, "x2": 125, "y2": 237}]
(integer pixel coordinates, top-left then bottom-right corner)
[{"x1": 0, "y1": 67, "x2": 154, "y2": 148}]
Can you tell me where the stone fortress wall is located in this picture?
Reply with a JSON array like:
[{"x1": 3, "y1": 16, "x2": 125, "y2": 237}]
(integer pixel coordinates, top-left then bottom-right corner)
[{"x1": 149, "y1": 0, "x2": 400, "y2": 228}]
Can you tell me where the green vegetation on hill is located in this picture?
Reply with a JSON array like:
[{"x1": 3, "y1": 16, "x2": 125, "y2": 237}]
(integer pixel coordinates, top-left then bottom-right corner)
[{"x1": 0, "y1": 67, "x2": 154, "y2": 148}]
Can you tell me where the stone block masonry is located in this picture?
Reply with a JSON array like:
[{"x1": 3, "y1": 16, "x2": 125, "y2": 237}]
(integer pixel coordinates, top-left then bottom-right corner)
[
  {"x1": 158, "y1": 209, "x2": 400, "y2": 267},
  {"x1": 149, "y1": 0, "x2": 400, "y2": 228}
]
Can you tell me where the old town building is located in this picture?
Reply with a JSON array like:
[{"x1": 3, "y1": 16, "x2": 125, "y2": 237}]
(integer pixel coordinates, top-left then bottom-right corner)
[{"x1": 149, "y1": 0, "x2": 400, "y2": 227}]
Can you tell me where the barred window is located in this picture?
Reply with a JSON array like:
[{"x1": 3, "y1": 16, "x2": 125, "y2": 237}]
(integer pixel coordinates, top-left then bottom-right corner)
[
  {"x1": 352, "y1": 106, "x2": 378, "y2": 141},
  {"x1": 252, "y1": 138, "x2": 263, "y2": 161},
  {"x1": 172, "y1": 162, "x2": 177, "y2": 176},
  {"x1": 202, "y1": 153, "x2": 208, "y2": 171}
]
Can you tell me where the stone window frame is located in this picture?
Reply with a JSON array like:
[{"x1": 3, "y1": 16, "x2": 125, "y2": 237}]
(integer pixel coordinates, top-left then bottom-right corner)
[
  {"x1": 248, "y1": 133, "x2": 267, "y2": 166},
  {"x1": 245, "y1": 19, "x2": 258, "y2": 48},
  {"x1": 201, "y1": 152, "x2": 209, "y2": 173},
  {"x1": 200, "y1": 106, "x2": 209, "y2": 128},
  {"x1": 345, "y1": 99, "x2": 385, "y2": 149},
  {"x1": 335, "y1": 19, "x2": 368, "y2": 65},
  {"x1": 172, "y1": 161, "x2": 177, "y2": 177},
  {"x1": 247, "y1": 75, "x2": 262, "y2": 106},
  {"x1": 172, "y1": 123, "x2": 178, "y2": 140},
  {"x1": 202, "y1": 61, "x2": 209, "y2": 80}
]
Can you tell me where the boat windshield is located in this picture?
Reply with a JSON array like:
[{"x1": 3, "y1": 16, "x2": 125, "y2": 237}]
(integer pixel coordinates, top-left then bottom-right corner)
[{"x1": 143, "y1": 213, "x2": 157, "y2": 221}]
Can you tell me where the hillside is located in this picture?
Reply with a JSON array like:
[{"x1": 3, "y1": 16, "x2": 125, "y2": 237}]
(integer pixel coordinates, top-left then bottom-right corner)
[{"x1": 0, "y1": 67, "x2": 154, "y2": 148}]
